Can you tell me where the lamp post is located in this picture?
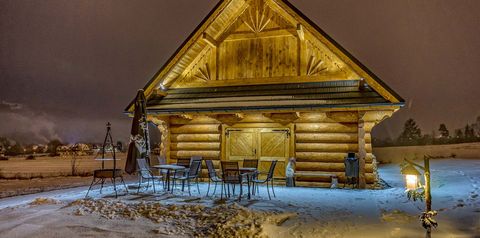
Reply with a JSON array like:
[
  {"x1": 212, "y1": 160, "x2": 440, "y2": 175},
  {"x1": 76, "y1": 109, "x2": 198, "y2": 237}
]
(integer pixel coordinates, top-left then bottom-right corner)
[{"x1": 401, "y1": 155, "x2": 436, "y2": 238}]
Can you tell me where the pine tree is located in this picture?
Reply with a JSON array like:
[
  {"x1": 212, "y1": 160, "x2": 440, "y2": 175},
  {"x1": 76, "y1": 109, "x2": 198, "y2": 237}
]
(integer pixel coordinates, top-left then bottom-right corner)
[
  {"x1": 465, "y1": 124, "x2": 475, "y2": 139},
  {"x1": 473, "y1": 116, "x2": 480, "y2": 137},
  {"x1": 455, "y1": 129, "x2": 464, "y2": 138},
  {"x1": 398, "y1": 118, "x2": 422, "y2": 145},
  {"x1": 438, "y1": 124, "x2": 449, "y2": 138}
]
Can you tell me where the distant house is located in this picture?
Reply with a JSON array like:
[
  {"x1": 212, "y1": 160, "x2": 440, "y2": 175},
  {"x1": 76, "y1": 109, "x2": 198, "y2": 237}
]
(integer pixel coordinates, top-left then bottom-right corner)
[
  {"x1": 58, "y1": 143, "x2": 93, "y2": 156},
  {"x1": 57, "y1": 145, "x2": 70, "y2": 156},
  {"x1": 32, "y1": 144, "x2": 48, "y2": 154},
  {"x1": 125, "y1": 0, "x2": 404, "y2": 188}
]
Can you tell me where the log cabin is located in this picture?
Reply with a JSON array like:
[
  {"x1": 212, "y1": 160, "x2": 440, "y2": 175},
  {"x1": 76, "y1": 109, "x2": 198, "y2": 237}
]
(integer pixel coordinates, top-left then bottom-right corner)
[{"x1": 125, "y1": 0, "x2": 404, "y2": 188}]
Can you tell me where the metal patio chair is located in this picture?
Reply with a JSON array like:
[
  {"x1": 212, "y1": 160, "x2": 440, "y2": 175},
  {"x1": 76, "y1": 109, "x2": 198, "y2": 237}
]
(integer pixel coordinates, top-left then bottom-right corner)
[
  {"x1": 174, "y1": 159, "x2": 202, "y2": 196},
  {"x1": 252, "y1": 160, "x2": 277, "y2": 200},
  {"x1": 155, "y1": 155, "x2": 168, "y2": 181},
  {"x1": 205, "y1": 159, "x2": 222, "y2": 196},
  {"x1": 176, "y1": 158, "x2": 191, "y2": 167},
  {"x1": 173, "y1": 157, "x2": 191, "y2": 176},
  {"x1": 220, "y1": 161, "x2": 248, "y2": 201},
  {"x1": 136, "y1": 158, "x2": 163, "y2": 193},
  {"x1": 191, "y1": 156, "x2": 203, "y2": 164}
]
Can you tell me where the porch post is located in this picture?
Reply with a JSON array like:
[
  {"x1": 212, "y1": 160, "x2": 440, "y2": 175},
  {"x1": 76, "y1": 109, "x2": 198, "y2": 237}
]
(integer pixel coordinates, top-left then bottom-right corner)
[
  {"x1": 358, "y1": 112, "x2": 367, "y2": 188},
  {"x1": 149, "y1": 116, "x2": 170, "y2": 163}
]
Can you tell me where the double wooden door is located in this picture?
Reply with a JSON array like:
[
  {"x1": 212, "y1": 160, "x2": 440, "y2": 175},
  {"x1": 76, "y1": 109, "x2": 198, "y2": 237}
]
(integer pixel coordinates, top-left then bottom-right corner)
[{"x1": 225, "y1": 128, "x2": 290, "y2": 178}]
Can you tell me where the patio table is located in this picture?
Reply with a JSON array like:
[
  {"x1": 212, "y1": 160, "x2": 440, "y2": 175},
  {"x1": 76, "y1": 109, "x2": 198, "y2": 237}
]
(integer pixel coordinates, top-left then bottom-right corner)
[
  {"x1": 239, "y1": 167, "x2": 257, "y2": 199},
  {"x1": 152, "y1": 164, "x2": 186, "y2": 192}
]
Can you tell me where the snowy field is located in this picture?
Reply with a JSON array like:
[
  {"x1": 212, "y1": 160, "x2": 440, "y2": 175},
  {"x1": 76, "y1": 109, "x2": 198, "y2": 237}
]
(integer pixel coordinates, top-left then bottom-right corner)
[
  {"x1": 0, "y1": 159, "x2": 478, "y2": 238},
  {"x1": 0, "y1": 154, "x2": 127, "y2": 179},
  {"x1": 373, "y1": 142, "x2": 480, "y2": 163}
]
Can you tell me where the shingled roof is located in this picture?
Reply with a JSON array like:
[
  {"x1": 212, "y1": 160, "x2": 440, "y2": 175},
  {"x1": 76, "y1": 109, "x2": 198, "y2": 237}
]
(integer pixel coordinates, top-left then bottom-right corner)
[{"x1": 146, "y1": 79, "x2": 402, "y2": 114}]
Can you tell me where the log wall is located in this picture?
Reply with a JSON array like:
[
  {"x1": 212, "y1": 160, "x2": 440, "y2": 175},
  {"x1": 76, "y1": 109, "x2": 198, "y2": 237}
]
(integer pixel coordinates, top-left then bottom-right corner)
[
  {"x1": 161, "y1": 110, "x2": 393, "y2": 186},
  {"x1": 169, "y1": 115, "x2": 222, "y2": 177},
  {"x1": 293, "y1": 111, "x2": 384, "y2": 186},
  {"x1": 170, "y1": 116, "x2": 221, "y2": 162}
]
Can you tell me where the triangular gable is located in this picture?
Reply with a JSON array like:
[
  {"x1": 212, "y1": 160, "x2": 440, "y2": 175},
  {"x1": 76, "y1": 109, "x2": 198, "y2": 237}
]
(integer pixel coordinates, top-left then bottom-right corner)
[{"x1": 125, "y1": 0, "x2": 404, "y2": 112}]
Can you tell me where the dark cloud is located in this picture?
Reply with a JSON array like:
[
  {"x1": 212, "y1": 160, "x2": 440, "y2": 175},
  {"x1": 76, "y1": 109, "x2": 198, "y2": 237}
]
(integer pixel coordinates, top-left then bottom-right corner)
[
  {"x1": 1, "y1": 0, "x2": 479, "y2": 143},
  {"x1": 0, "y1": 101, "x2": 61, "y2": 143},
  {"x1": 0, "y1": 100, "x2": 23, "y2": 112},
  {"x1": 0, "y1": 99, "x2": 129, "y2": 144}
]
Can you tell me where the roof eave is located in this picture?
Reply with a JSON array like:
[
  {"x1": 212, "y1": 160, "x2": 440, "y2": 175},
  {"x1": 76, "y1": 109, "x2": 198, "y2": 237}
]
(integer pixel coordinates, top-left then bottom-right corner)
[
  {"x1": 145, "y1": 102, "x2": 404, "y2": 115},
  {"x1": 279, "y1": 0, "x2": 405, "y2": 103}
]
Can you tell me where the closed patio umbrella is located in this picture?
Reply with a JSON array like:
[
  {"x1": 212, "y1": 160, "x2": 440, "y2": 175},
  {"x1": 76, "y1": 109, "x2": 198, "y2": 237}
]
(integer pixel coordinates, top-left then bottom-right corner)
[{"x1": 125, "y1": 89, "x2": 151, "y2": 174}]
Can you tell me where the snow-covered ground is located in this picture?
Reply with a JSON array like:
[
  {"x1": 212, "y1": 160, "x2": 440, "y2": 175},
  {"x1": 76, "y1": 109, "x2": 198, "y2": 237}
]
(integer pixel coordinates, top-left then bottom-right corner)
[{"x1": 0, "y1": 159, "x2": 478, "y2": 237}]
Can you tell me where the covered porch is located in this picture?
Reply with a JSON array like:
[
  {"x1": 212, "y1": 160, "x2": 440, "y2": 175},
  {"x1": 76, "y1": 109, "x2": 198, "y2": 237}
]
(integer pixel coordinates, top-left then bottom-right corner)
[{"x1": 145, "y1": 80, "x2": 399, "y2": 188}]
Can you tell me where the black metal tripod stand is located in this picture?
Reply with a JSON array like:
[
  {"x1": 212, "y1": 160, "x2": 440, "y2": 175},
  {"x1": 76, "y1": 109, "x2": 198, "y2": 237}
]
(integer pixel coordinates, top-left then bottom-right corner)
[{"x1": 86, "y1": 122, "x2": 128, "y2": 198}]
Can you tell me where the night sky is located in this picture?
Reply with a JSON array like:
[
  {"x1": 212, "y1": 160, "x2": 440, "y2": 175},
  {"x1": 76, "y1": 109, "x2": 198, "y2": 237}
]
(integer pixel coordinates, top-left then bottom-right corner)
[{"x1": 1, "y1": 0, "x2": 479, "y2": 144}]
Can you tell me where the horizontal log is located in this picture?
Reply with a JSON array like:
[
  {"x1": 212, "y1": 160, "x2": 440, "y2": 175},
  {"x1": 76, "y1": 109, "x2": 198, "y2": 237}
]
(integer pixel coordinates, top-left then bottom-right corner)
[
  {"x1": 297, "y1": 173, "x2": 375, "y2": 183},
  {"x1": 227, "y1": 122, "x2": 290, "y2": 128},
  {"x1": 166, "y1": 112, "x2": 388, "y2": 126},
  {"x1": 169, "y1": 157, "x2": 222, "y2": 167},
  {"x1": 362, "y1": 110, "x2": 394, "y2": 122},
  {"x1": 295, "y1": 162, "x2": 374, "y2": 173},
  {"x1": 296, "y1": 133, "x2": 371, "y2": 143},
  {"x1": 295, "y1": 172, "x2": 375, "y2": 183},
  {"x1": 295, "y1": 123, "x2": 358, "y2": 133},
  {"x1": 295, "y1": 143, "x2": 372, "y2": 153},
  {"x1": 169, "y1": 114, "x2": 279, "y2": 125},
  {"x1": 170, "y1": 134, "x2": 220, "y2": 142},
  {"x1": 295, "y1": 152, "x2": 374, "y2": 163},
  {"x1": 295, "y1": 122, "x2": 376, "y2": 133},
  {"x1": 199, "y1": 169, "x2": 209, "y2": 179},
  {"x1": 294, "y1": 181, "x2": 332, "y2": 188},
  {"x1": 170, "y1": 116, "x2": 220, "y2": 125},
  {"x1": 296, "y1": 112, "x2": 359, "y2": 123},
  {"x1": 294, "y1": 181, "x2": 376, "y2": 188},
  {"x1": 167, "y1": 122, "x2": 374, "y2": 134},
  {"x1": 239, "y1": 114, "x2": 276, "y2": 123},
  {"x1": 295, "y1": 111, "x2": 393, "y2": 124},
  {"x1": 170, "y1": 150, "x2": 220, "y2": 158},
  {"x1": 364, "y1": 122, "x2": 375, "y2": 133},
  {"x1": 169, "y1": 157, "x2": 218, "y2": 165},
  {"x1": 171, "y1": 142, "x2": 220, "y2": 151},
  {"x1": 170, "y1": 124, "x2": 221, "y2": 134}
]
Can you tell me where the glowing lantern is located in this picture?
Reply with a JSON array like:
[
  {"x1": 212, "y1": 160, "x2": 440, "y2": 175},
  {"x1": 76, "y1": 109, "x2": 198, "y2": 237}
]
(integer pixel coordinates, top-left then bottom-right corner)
[{"x1": 401, "y1": 163, "x2": 421, "y2": 190}]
